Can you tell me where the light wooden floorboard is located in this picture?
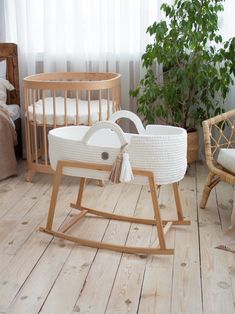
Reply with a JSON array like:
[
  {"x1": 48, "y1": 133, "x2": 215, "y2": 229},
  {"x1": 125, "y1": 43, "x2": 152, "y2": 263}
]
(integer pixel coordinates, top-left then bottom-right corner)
[
  {"x1": 71, "y1": 184, "x2": 142, "y2": 314},
  {"x1": 215, "y1": 181, "x2": 235, "y2": 305},
  {"x1": 40, "y1": 181, "x2": 125, "y2": 314},
  {"x1": 0, "y1": 161, "x2": 235, "y2": 314},
  {"x1": 0, "y1": 175, "x2": 54, "y2": 255},
  {"x1": 196, "y1": 162, "x2": 235, "y2": 314},
  {"x1": 171, "y1": 164, "x2": 202, "y2": 314},
  {"x1": 138, "y1": 185, "x2": 175, "y2": 314},
  {"x1": 0, "y1": 161, "x2": 40, "y2": 219},
  {"x1": 105, "y1": 185, "x2": 165, "y2": 313},
  {"x1": 0, "y1": 175, "x2": 77, "y2": 311}
]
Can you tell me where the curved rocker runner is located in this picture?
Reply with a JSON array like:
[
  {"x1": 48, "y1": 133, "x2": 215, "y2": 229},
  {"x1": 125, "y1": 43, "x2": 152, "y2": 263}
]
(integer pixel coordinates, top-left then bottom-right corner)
[{"x1": 40, "y1": 160, "x2": 190, "y2": 255}]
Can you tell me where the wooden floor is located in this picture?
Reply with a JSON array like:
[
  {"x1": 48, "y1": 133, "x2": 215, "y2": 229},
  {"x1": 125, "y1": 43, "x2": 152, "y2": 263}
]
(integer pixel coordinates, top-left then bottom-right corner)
[{"x1": 0, "y1": 161, "x2": 235, "y2": 314}]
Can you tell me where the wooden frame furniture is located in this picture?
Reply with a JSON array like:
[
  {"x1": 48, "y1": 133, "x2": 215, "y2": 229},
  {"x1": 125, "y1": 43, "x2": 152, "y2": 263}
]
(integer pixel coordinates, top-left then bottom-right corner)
[
  {"x1": 200, "y1": 109, "x2": 235, "y2": 209},
  {"x1": 40, "y1": 114, "x2": 190, "y2": 255},
  {"x1": 24, "y1": 72, "x2": 121, "y2": 181},
  {"x1": 40, "y1": 160, "x2": 190, "y2": 255},
  {"x1": 0, "y1": 43, "x2": 22, "y2": 157}
]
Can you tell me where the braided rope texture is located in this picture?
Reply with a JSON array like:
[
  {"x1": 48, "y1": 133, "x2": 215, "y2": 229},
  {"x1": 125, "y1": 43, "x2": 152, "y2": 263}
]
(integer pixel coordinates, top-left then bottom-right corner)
[{"x1": 49, "y1": 124, "x2": 187, "y2": 186}]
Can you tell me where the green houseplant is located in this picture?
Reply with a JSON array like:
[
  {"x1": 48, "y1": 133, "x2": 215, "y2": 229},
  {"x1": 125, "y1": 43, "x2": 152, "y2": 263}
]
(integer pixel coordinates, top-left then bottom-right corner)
[{"x1": 130, "y1": 0, "x2": 235, "y2": 161}]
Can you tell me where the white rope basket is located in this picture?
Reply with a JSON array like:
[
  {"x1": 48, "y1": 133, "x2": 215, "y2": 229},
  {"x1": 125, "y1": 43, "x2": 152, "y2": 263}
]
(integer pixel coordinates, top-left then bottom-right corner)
[{"x1": 49, "y1": 110, "x2": 187, "y2": 185}]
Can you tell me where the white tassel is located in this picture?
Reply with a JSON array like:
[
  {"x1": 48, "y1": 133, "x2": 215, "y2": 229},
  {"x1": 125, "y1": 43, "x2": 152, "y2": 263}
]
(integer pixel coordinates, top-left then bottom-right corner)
[{"x1": 120, "y1": 152, "x2": 134, "y2": 183}]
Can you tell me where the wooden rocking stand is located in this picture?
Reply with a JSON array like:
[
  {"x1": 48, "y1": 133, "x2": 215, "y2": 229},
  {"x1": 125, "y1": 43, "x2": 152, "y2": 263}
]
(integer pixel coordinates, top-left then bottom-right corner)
[{"x1": 40, "y1": 160, "x2": 190, "y2": 255}]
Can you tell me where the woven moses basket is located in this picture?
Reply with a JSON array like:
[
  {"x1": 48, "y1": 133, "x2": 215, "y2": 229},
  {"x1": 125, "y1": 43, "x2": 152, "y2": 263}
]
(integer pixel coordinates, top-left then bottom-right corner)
[
  {"x1": 49, "y1": 110, "x2": 187, "y2": 185},
  {"x1": 41, "y1": 110, "x2": 189, "y2": 255}
]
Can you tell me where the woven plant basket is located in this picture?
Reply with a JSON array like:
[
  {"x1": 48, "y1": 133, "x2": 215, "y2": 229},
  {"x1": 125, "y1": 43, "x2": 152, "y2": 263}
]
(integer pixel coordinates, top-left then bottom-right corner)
[{"x1": 187, "y1": 130, "x2": 199, "y2": 164}]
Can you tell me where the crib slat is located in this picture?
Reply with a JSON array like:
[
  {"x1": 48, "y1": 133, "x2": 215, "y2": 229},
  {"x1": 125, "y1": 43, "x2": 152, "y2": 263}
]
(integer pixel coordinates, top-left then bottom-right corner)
[
  {"x1": 29, "y1": 90, "x2": 35, "y2": 161},
  {"x1": 24, "y1": 87, "x2": 32, "y2": 168},
  {"x1": 29, "y1": 89, "x2": 38, "y2": 163},
  {"x1": 38, "y1": 91, "x2": 42, "y2": 152},
  {"x1": 117, "y1": 85, "x2": 121, "y2": 110},
  {"x1": 99, "y1": 90, "x2": 102, "y2": 121},
  {"x1": 76, "y1": 90, "x2": 80, "y2": 125},
  {"x1": 42, "y1": 91, "x2": 48, "y2": 166},
  {"x1": 114, "y1": 86, "x2": 118, "y2": 111},
  {"x1": 38, "y1": 126, "x2": 43, "y2": 161},
  {"x1": 52, "y1": 90, "x2": 56, "y2": 128},
  {"x1": 115, "y1": 87, "x2": 121, "y2": 111},
  {"x1": 32, "y1": 90, "x2": 38, "y2": 164},
  {"x1": 112, "y1": 87, "x2": 115, "y2": 113},
  {"x1": 64, "y1": 90, "x2": 68, "y2": 126},
  {"x1": 107, "y1": 89, "x2": 110, "y2": 119},
  {"x1": 88, "y1": 90, "x2": 91, "y2": 126}
]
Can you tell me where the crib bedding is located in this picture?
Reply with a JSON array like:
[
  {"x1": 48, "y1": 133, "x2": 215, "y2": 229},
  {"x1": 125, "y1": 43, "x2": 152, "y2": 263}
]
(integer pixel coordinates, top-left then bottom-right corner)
[
  {"x1": 0, "y1": 104, "x2": 20, "y2": 122},
  {"x1": 27, "y1": 97, "x2": 114, "y2": 125}
]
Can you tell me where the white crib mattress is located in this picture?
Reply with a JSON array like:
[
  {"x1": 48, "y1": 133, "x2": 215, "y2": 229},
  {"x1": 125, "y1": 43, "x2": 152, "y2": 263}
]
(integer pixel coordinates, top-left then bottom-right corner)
[{"x1": 27, "y1": 97, "x2": 114, "y2": 125}]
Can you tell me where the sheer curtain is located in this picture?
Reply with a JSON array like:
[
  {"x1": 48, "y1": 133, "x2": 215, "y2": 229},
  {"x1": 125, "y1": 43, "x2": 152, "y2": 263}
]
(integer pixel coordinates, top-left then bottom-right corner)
[
  {"x1": 4, "y1": 0, "x2": 172, "y2": 112},
  {"x1": 4, "y1": 0, "x2": 235, "y2": 112}
]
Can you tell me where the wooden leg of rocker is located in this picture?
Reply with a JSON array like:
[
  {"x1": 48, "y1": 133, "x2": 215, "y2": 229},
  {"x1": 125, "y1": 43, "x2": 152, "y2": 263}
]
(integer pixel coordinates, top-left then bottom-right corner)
[
  {"x1": 26, "y1": 169, "x2": 35, "y2": 182},
  {"x1": 70, "y1": 204, "x2": 190, "y2": 225},
  {"x1": 98, "y1": 180, "x2": 104, "y2": 187},
  {"x1": 59, "y1": 209, "x2": 88, "y2": 233},
  {"x1": 75, "y1": 177, "x2": 86, "y2": 207},
  {"x1": 200, "y1": 172, "x2": 221, "y2": 209},
  {"x1": 151, "y1": 222, "x2": 173, "y2": 248},
  {"x1": 172, "y1": 182, "x2": 191, "y2": 225},
  {"x1": 45, "y1": 162, "x2": 63, "y2": 230},
  {"x1": 148, "y1": 174, "x2": 166, "y2": 250},
  {"x1": 173, "y1": 182, "x2": 184, "y2": 221}
]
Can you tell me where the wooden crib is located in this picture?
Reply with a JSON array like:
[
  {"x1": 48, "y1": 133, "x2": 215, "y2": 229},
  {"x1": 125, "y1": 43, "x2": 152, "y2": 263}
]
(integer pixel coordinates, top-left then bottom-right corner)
[{"x1": 24, "y1": 72, "x2": 121, "y2": 181}]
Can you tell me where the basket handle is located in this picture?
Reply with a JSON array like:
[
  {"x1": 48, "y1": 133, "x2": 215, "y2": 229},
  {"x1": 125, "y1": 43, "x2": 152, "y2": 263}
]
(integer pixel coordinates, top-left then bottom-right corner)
[
  {"x1": 83, "y1": 121, "x2": 128, "y2": 146},
  {"x1": 109, "y1": 110, "x2": 145, "y2": 134}
]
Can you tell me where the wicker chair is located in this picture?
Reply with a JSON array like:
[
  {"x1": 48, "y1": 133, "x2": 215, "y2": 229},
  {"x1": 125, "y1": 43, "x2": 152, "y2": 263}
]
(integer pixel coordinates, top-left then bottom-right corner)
[{"x1": 200, "y1": 109, "x2": 235, "y2": 209}]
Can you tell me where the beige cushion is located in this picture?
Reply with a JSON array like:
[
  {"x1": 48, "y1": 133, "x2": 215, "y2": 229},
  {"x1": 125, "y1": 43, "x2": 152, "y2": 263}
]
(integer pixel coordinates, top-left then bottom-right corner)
[
  {"x1": 0, "y1": 78, "x2": 15, "y2": 105},
  {"x1": 217, "y1": 148, "x2": 235, "y2": 174}
]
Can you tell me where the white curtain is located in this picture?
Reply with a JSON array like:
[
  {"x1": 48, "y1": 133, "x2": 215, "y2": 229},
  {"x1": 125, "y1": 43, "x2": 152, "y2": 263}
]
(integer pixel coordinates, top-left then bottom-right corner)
[
  {"x1": 4, "y1": 0, "x2": 235, "y2": 112},
  {"x1": 4, "y1": 0, "x2": 173, "y2": 112}
]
